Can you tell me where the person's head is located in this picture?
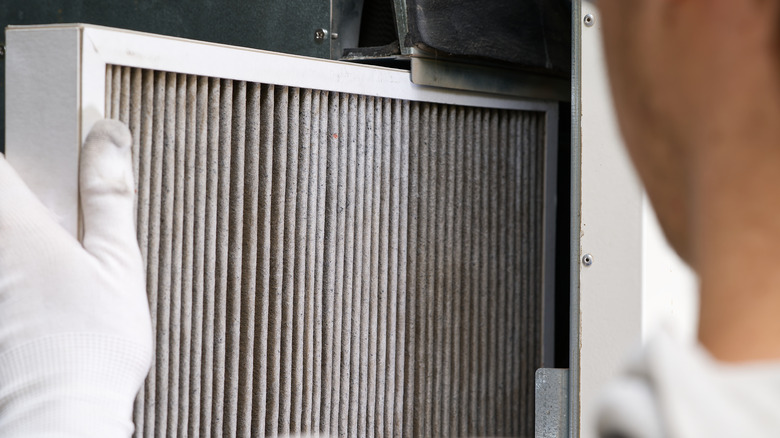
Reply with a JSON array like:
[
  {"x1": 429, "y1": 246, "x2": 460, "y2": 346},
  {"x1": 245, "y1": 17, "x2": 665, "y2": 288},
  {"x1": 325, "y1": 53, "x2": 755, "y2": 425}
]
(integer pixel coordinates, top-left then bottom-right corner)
[{"x1": 598, "y1": 0, "x2": 780, "y2": 267}]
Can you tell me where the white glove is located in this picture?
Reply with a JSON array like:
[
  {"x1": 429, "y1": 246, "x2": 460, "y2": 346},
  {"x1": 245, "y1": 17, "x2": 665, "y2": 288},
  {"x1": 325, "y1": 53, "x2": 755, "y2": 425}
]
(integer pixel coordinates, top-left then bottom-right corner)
[{"x1": 0, "y1": 120, "x2": 152, "y2": 437}]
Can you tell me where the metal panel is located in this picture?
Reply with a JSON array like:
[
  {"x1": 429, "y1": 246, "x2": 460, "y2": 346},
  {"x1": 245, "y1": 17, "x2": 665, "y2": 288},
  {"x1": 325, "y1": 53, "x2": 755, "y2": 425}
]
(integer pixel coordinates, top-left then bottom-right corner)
[
  {"x1": 535, "y1": 368, "x2": 569, "y2": 438},
  {"x1": 107, "y1": 63, "x2": 550, "y2": 437},
  {"x1": 577, "y1": 1, "x2": 643, "y2": 437},
  {"x1": 0, "y1": 0, "x2": 331, "y2": 58},
  {"x1": 401, "y1": 0, "x2": 571, "y2": 75},
  {"x1": 410, "y1": 53, "x2": 570, "y2": 101}
]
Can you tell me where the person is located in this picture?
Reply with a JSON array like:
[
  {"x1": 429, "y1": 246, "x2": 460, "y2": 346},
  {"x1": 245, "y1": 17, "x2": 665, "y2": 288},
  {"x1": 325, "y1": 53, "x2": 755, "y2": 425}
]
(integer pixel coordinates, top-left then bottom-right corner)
[
  {"x1": 0, "y1": 121, "x2": 152, "y2": 437},
  {"x1": 596, "y1": 0, "x2": 780, "y2": 436},
  {"x1": 5, "y1": 2, "x2": 780, "y2": 437}
]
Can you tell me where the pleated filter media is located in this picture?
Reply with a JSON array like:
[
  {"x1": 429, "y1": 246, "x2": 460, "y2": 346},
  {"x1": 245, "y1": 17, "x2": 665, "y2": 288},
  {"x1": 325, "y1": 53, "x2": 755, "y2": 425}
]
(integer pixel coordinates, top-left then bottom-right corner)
[{"x1": 106, "y1": 65, "x2": 547, "y2": 438}]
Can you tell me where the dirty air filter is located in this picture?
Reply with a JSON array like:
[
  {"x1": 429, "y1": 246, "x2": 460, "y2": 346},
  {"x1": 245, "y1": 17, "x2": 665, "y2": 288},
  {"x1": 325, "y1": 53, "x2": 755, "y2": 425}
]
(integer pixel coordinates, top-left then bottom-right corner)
[{"x1": 6, "y1": 25, "x2": 558, "y2": 438}]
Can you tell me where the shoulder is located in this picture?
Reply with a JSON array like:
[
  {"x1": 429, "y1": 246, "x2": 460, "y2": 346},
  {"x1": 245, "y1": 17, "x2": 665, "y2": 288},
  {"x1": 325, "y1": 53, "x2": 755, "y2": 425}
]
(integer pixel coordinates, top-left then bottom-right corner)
[{"x1": 596, "y1": 331, "x2": 780, "y2": 438}]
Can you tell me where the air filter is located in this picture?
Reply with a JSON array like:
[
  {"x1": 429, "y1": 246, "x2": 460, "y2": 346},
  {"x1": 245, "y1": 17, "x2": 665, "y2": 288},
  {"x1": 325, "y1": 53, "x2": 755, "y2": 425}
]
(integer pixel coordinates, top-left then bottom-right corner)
[{"x1": 6, "y1": 25, "x2": 558, "y2": 438}]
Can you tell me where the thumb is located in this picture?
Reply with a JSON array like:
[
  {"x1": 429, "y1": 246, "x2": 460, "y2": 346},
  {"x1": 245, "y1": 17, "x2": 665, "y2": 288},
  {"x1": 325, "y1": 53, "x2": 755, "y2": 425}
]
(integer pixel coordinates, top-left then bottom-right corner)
[{"x1": 79, "y1": 119, "x2": 140, "y2": 266}]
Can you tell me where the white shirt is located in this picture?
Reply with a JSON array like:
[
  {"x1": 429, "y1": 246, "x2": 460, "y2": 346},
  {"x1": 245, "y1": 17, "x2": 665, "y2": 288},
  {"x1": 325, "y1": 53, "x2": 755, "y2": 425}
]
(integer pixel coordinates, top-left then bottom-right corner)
[{"x1": 597, "y1": 331, "x2": 780, "y2": 438}]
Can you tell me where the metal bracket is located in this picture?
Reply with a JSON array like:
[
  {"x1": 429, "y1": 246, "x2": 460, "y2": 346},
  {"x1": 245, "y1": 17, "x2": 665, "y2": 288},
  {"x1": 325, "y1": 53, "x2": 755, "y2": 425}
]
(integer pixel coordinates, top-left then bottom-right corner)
[
  {"x1": 410, "y1": 49, "x2": 570, "y2": 101},
  {"x1": 535, "y1": 368, "x2": 569, "y2": 438}
]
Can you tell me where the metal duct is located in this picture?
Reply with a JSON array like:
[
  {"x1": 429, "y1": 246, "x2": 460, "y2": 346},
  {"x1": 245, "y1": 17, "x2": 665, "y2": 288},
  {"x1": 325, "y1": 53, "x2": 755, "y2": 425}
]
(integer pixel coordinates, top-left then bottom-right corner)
[{"x1": 106, "y1": 64, "x2": 546, "y2": 438}]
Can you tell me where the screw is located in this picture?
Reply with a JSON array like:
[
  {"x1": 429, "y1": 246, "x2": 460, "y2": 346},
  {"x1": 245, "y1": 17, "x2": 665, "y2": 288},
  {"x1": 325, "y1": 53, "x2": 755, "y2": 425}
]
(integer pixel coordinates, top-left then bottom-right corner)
[
  {"x1": 0, "y1": 45, "x2": 5, "y2": 57},
  {"x1": 584, "y1": 14, "x2": 595, "y2": 27},
  {"x1": 582, "y1": 254, "x2": 593, "y2": 266},
  {"x1": 314, "y1": 28, "x2": 328, "y2": 42}
]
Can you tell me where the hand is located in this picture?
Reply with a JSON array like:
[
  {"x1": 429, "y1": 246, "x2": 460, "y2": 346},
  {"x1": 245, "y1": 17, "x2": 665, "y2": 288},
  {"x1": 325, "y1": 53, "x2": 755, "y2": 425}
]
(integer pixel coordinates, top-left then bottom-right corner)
[{"x1": 0, "y1": 120, "x2": 152, "y2": 437}]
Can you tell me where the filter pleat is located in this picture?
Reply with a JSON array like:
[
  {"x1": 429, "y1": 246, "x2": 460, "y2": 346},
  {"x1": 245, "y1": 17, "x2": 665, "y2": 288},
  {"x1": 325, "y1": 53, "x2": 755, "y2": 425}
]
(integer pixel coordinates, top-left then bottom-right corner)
[
  {"x1": 177, "y1": 74, "x2": 197, "y2": 438},
  {"x1": 505, "y1": 110, "x2": 519, "y2": 437},
  {"x1": 337, "y1": 93, "x2": 359, "y2": 438},
  {"x1": 476, "y1": 108, "x2": 489, "y2": 436},
  {"x1": 414, "y1": 102, "x2": 432, "y2": 438},
  {"x1": 375, "y1": 97, "x2": 392, "y2": 438},
  {"x1": 434, "y1": 104, "x2": 450, "y2": 438},
  {"x1": 429, "y1": 101, "x2": 442, "y2": 436},
  {"x1": 199, "y1": 77, "x2": 220, "y2": 438},
  {"x1": 488, "y1": 109, "x2": 500, "y2": 437},
  {"x1": 495, "y1": 107, "x2": 511, "y2": 436},
  {"x1": 120, "y1": 67, "x2": 132, "y2": 128},
  {"x1": 188, "y1": 75, "x2": 210, "y2": 438},
  {"x1": 518, "y1": 112, "x2": 532, "y2": 438},
  {"x1": 442, "y1": 104, "x2": 456, "y2": 438},
  {"x1": 153, "y1": 71, "x2": 178, "y2": 438},
  {"x1": 142, "y1": 70, "x2": 165, "y2": 438},
  {"x1": 328, "y1": 92, "x2": 348, "y2": 438},
  {"x1": 310, "y1": 90, "x2": 329, "y2": 434},
  {"x1": 129, "y1": 68, "x2": 144, "y2": 227},
  {"x1": 166, "y1": 73, "x2": 187, "y2": 437},
  {"x1": 402, "y1": 101, "x2": 419, "y2": 438},
  {"x1": 266, "y1": 85, "x2": 288, "y2": 438},
  {"x1": 366, "y1": 96, "x2": 382, "y2": 438},
  {"x1": 251, "y1": 83, "x2": 275, "y2": 438},
  {"x1": 347, "y1": 94, "x2": 367, "y2": 437},
  {"x1": 357, "y1": 95, "x2": 376, "y2": 438},
  {"x1": 236, "y1": 82, "x2": 262, "y2": 438},
  {"x1": 301, "y1": 89, "x2": 322, "y2": 434},
  {"x1": 465, "y1": 107, "x2": 479, "y2": 437},
  {"x1": 384, "y1": 98, "x2": 401, "y2": 438},
  {"x1": 212, "y1": 78, "x2": 234, "y2": 437},
  {"x1": 452, "y1": 106, "x2": 466, "y2": 438},
  {"x1": 223, "y1": 80, "x2": 247, "y2": 438},
  {"x1": 110, "y1": 65, "x2": 121, "y2": 119},
  {"x1": 393, "y1": 100, "x2": 410, "y2": 438},
  {"x1": 279, "y1": 87, "x2": 300, "y2": 437},
  {"x1": 291, "y1": 88, "x2": 313, "y2": 435},
  {"x1": 320, "y1": 91, "x2": 338, "y2": 436}
]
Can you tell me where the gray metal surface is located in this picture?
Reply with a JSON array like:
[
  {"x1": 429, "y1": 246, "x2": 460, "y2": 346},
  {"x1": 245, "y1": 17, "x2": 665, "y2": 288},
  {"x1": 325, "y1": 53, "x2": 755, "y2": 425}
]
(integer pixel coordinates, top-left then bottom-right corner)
[
  {"x1": 330, "y1": 0, "x2": 364, "y2": 59},
  {"x1": 411, "y1": 52, "x2": 571, "y2": 102},
  {"x1": 403, "y1": 0, "x2": 571, "y2": 76},
  {"x1": 535, "y1": 368, "x2": 569, "y2": 437},
  {"x1": 392, "y1": 0, "x2": 412, "y2": 56},
  {"x1": 0, "y1": 1, "x2": 332, "y2": 57},
  {"x1": 569, "y1": 1, "x2": 583, "y2": 437},
  {"x1": 107, "y1": 63, "x2": 551, "y2": 437}
]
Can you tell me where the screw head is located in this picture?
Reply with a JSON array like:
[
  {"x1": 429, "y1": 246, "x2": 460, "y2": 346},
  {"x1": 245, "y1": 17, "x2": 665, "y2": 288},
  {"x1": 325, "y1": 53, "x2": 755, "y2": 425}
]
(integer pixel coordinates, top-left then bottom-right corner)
[
  {"x1": 314, "y1": 28, "x2": 328, "y2": 42},
  {"x1": 0, "y1": 45, "x2": 5, "y2": 57},
  {"x1": 584, "y1": 14, "x2": 595, "y2": 27},
  {"x1": 582, "y1": 254, "x2": 593, "y2": 266}
]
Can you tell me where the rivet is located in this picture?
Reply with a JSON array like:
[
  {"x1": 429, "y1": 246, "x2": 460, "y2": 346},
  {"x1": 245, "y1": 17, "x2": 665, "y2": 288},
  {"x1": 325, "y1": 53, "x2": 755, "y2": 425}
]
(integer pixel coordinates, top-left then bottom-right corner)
[
  {"x1": 584, "y1": 14, "x2": 595, "y2": 27},
  {"x1": 582, "y1": 253, "x2": 593, "y2": 266}
]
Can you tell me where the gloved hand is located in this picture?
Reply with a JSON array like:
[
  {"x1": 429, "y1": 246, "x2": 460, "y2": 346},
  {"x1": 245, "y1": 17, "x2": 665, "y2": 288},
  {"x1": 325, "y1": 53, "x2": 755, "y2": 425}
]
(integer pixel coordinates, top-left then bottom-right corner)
[{"x1": 0, "y1": 120, "x2": 152, "y2": 437}]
